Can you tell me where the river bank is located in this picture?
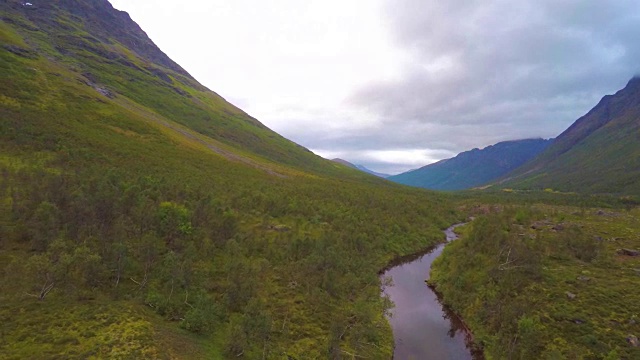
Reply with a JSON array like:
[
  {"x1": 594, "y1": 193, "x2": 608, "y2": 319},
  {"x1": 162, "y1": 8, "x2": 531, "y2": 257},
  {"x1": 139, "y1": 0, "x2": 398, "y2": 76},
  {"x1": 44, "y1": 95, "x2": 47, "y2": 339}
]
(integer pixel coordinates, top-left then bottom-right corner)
[{"x1": 381, "y1": 224, "x2": 483, "y2": 359}]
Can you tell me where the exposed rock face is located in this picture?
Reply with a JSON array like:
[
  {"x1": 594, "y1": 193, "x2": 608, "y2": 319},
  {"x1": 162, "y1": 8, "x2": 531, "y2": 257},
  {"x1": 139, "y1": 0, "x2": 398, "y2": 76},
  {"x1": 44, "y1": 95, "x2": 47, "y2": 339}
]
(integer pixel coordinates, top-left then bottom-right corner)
[
  {"x1": 2, "y1": 44, "x2": 39, "y2": 59},
  {"x1": 617, "y1": 248, "x2": 640, "y2": 257}
]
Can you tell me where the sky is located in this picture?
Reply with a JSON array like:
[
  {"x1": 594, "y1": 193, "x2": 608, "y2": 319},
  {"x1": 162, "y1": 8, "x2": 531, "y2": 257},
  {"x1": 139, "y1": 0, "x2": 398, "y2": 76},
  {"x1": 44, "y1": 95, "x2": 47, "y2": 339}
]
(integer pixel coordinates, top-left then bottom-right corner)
[{"x1": 110, "y1": 0, "x2": 640, "y2": 174}]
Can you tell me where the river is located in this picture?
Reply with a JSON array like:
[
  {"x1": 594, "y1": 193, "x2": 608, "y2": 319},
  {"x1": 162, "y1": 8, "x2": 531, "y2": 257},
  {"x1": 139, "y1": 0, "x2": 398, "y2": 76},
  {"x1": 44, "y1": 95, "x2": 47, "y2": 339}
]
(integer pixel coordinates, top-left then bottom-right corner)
[{"x1": 381, "y1": 224, "x2": 483, "y2": 359}]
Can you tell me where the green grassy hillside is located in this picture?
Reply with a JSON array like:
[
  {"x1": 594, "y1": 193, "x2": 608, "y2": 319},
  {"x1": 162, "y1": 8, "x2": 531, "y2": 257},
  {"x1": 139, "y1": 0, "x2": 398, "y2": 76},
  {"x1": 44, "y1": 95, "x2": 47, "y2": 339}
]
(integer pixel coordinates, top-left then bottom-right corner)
[
  {"x1": 1, "y1": 0, "x2": 377, "y2": 177},
  {"x1": 389, "y1": 139, "x2": 552, "y2": 191},
  {"x1": 498, "y1": 78, "x2": 640, "y2": 195},
  {"x1": 0, "y1": 1, "x2": 460, "y2": 358}
]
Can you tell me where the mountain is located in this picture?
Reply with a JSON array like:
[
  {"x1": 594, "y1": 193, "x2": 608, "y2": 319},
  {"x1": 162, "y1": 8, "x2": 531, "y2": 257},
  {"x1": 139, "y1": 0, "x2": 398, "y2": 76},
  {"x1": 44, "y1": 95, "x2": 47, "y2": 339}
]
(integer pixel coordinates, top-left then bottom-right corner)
[
  {"x1": 0, "y1": 1, "x2": 456, "y2": 358},
  {"x1": 499, "y1": 77, "x2": 640, "y2": 195},
  {"x1": 388, "y1": 139, "x2": 553, "y2": 191},
  {"x1": 331, "y1": 158, "x2": 390, "y2": 178},
  {"x1": 0, "y1": 0, "x2": 364, "y2": 177},
  {"x1": 355, "y1": 164, "x2": 390, "y2": 178}
]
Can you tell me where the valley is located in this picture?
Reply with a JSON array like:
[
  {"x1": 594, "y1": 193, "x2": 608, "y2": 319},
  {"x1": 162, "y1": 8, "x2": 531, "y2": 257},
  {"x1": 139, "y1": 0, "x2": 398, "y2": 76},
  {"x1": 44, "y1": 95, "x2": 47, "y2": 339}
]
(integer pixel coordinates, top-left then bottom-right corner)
[{"x1": 1, "y1": 1, "x2": 639, "y2": 359}]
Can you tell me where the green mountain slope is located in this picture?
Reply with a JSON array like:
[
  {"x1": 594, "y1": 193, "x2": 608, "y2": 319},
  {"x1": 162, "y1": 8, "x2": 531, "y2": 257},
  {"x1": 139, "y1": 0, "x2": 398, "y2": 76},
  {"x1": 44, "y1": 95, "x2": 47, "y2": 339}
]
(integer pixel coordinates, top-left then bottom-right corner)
[
  {"x1": 0, "y1": 1, "x2": 458, "y2": 358},
  {"x1": 499, "y1": 77, "x2": 640, "y2": 195},
  {"x1": 1, "y1": 0, "x2": 367, "y2": 177},
  {"x1": 389, "y1": 139, "x2": 552, "y2": 191}
]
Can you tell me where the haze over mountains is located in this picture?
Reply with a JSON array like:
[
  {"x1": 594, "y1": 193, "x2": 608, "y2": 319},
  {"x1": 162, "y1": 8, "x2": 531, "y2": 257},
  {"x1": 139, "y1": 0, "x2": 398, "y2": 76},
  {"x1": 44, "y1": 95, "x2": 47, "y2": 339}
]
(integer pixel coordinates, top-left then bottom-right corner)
[
  {"x1": 380, "y1": 76, "x2": 640, "y2": 195},
  {"x1": 331, "y1": 158, "x2": 390, "y2": 178},
  {"x1": 388, "y1": 138, "x2": 553, "y2": 191}
]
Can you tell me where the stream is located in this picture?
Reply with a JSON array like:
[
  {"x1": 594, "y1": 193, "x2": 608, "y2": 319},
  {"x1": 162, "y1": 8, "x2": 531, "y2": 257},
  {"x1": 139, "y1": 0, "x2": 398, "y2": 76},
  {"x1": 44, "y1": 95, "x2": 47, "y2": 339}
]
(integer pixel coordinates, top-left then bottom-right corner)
[{"x1": 381, "y1": 224, "x2": 483, "y2": 359}]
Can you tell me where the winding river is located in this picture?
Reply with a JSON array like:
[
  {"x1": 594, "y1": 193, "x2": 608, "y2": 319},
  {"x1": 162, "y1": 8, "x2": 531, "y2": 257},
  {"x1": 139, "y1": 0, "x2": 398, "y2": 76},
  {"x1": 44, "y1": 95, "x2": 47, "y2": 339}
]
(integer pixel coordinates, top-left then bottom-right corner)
[{"x1": 381, "y1": 224, "x2": 483, "y2": 359}]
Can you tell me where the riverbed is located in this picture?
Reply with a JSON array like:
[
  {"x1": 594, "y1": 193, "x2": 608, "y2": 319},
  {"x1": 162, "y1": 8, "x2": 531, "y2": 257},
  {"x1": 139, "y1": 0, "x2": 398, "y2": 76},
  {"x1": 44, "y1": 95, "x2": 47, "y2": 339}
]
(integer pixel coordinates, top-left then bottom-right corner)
[{"x1": 381, "y1": 224, "x2": 482, "y2": 359}]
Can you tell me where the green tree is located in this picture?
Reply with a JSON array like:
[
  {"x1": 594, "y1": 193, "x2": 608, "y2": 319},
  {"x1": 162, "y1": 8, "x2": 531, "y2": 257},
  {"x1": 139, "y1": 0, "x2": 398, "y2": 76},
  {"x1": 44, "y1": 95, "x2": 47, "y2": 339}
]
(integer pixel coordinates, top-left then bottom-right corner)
[
  {"x1": 157, "y1": 202, "x2": 192, "y2": 249},
  {"x1": 226, "y1": 314, "x2": 248, "y2": 358},
  {"x1": 29, "y1": 201, "x2": 59, "y2": 252}
]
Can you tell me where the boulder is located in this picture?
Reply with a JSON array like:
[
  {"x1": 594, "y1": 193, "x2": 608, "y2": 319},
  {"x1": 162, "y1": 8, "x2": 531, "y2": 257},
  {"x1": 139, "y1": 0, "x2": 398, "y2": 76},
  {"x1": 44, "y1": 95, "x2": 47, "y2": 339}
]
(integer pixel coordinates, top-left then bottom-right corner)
[
  {"x1": 617, "y1": 248, "x2": 640, "y2": 257},
  {"x1": 531, "y1": 220, "x2": 551, "y2": 230},
  {"x1": 566, "y1": 292, "x2": 577, "y2": 300},
  {"x1": 95, "y1": 86, "x2": 115, "y2": 98},
  {"x1": 627, "y1": 335, "x2": 639, "y2": 347},
  {"x1": 270, "y1": 224, "x2": 291, "y2": 232}
]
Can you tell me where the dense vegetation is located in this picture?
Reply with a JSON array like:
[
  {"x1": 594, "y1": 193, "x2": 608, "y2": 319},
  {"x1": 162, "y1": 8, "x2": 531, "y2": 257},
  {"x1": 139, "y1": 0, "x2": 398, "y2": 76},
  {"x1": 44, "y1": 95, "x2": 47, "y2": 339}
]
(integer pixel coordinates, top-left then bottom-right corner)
[
  {"x1": 3, "y1": 1, "x2": 640, "y2": 360},
  {"x1": 389, "y1": 139, "x2": 552, "y2": 191},
  {"x1": 431, "y1": 205, "x2": 640, "y2": 359},
  {"x1": 0, "y1": 1, "x2": 460, "y2": 358},
  {"x1": 499, "y1": 78, "x2": 640, "y2": 196}
]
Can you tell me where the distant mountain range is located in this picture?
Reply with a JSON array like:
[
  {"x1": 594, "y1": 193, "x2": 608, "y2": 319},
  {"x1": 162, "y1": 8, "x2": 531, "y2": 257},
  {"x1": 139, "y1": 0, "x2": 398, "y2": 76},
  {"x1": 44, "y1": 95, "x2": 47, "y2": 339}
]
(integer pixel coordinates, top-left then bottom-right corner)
[
  {"x1": 388, "y1": 139, "x2": 553, "y2": 191},
  {"x1": 331, "y1": 158, "x2": 391, "y2": 178},
  {"x1": 498, "y1": 77, "x2": 640, "y2": 195}
]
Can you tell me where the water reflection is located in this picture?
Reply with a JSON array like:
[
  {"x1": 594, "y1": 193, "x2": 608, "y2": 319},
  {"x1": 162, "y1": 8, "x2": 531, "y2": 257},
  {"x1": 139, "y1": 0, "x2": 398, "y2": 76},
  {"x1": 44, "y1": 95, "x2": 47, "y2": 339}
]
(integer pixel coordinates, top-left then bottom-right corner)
[{"x1": 381, "y1": 225, "x2": 483, "y2": 360}]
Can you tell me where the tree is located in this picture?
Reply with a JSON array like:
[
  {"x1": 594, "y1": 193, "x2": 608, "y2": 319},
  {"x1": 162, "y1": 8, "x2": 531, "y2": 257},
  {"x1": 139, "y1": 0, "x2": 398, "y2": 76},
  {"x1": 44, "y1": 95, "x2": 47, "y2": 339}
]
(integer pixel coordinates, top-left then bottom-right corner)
[
  {"x1": 29, "y1": 201, "x2": 59, "y2": 252},
  {"x1": 24, "y1": 240, "x2": 73, "y2": 300},
  {"x1": 226, "y1": 314, "x2": 248, "y2": 357},
  {"x1": 157, "y1": 202, "x2": 192, "y2": 249},
  {"x1": 180, "y1": 294, "x2": 222, "y2": 334},
  {"x1": 70, "y1": 245, "x2": 104, "y2": 289},
  {"x1": 131, "y1": 233, "x2": 165, "y2": 290},
  {"x1": 25, "y1": 254, "x2": 57, "y2": 300}
]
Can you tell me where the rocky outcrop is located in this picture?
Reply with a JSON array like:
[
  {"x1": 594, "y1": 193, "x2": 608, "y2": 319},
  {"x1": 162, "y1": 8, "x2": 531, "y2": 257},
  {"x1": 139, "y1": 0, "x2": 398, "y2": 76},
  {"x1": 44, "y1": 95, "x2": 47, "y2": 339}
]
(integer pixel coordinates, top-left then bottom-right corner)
[{"x1": 617, "y1": 248, "x2": 640, "y2": 257}]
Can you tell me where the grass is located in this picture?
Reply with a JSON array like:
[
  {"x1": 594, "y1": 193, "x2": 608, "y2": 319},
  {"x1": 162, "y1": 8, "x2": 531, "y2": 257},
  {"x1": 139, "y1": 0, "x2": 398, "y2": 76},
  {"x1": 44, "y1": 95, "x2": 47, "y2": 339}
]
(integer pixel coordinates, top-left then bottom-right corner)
[{"x1": 0, "y1": 294, "x2": 218, "y2": 359}]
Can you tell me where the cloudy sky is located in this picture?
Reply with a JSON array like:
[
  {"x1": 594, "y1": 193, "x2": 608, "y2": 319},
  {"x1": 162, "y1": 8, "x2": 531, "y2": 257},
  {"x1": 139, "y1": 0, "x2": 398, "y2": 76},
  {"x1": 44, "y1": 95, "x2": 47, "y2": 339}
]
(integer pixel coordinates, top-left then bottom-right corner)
[{"x1": 110, "y1": 0, "x2": 640, "y2": 174}]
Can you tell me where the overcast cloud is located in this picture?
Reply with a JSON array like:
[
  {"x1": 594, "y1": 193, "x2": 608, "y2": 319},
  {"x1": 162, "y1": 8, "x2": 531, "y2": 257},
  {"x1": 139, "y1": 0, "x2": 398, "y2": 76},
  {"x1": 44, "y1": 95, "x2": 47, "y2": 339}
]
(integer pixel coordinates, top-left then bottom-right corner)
[{"x1": 110, "y1": 0, "x2": 640, "y2": 174}]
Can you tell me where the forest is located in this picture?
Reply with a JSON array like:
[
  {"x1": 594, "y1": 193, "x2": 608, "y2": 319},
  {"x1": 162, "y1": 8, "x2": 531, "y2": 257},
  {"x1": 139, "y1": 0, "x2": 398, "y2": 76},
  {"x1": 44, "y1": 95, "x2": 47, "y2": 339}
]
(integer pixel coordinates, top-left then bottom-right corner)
[{"x1": 430, "y1": 203, "x2": 640, "y2": 359}]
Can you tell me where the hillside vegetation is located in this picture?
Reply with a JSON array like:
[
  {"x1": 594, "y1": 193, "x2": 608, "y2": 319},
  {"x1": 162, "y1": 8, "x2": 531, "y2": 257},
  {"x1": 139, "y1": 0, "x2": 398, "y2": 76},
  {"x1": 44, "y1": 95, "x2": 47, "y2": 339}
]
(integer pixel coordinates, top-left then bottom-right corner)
[
  {"x1": 431, "y1": 205, "x2": 640, "y2": 359},
  {"x1": 0, "y1": 1, "x2": 459, "y2": 358},
  {"x1": 499, "y1": 78, "x2": 640, "y2": 195}
]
